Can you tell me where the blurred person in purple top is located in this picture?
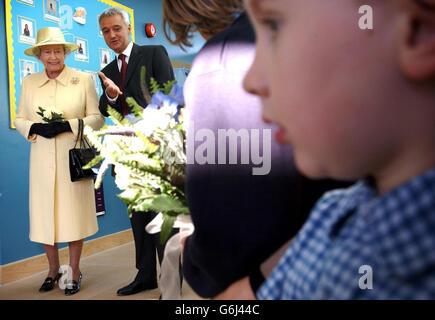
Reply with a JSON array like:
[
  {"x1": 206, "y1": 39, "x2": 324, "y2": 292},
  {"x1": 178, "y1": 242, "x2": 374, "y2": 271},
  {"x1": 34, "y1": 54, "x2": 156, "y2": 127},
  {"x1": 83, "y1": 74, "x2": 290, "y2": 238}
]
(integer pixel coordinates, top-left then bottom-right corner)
[{"x1": 162, "y1": 0, "x2": 352, "y2": 298}]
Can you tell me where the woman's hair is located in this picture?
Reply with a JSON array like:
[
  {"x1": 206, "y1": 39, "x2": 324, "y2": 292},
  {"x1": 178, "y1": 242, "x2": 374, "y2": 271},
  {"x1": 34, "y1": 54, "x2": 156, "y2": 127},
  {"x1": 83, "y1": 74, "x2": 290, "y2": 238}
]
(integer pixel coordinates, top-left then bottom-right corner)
[
  {"x1": 98, "y1": 6, "x2": 130, "y2": 27},
  {"x1": 162, "y1": 0, "x2": 244, "y2": 49}
]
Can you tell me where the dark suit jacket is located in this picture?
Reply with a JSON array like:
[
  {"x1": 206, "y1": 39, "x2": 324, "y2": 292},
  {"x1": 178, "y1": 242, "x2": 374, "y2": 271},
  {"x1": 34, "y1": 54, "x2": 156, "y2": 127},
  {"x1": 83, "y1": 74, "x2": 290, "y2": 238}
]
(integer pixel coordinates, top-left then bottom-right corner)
[{"x1": 98, "y1": 43, "x2": 175, "y2": 116}]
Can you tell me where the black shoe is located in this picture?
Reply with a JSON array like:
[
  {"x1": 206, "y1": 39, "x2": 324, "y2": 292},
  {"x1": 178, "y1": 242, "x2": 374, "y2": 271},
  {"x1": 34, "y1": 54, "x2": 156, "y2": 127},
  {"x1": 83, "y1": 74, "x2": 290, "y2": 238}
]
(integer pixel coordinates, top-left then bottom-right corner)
[
  {"x1": 117, "y1": 279, "x2": 158, "y2": 296},
  {"x1": 65, "y1": 273, "x2": 82, "y2": 296},
  {"x1": 39, "y1": 272, "x2": 62, "y2": 292}
]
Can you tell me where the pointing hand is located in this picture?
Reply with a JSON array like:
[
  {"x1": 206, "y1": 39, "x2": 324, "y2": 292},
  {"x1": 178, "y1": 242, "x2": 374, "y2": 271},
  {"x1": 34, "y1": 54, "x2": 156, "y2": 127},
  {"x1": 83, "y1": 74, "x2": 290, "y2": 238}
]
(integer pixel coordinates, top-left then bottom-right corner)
[{"x1": 98, "y1": 72, "x2": 123, "y2": 99}]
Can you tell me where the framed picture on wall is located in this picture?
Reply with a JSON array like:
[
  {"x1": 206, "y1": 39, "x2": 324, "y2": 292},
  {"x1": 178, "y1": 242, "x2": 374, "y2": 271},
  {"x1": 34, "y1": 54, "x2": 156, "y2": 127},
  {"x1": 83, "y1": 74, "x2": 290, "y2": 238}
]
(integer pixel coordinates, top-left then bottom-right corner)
[
  {"x1": 44, "y1": 0, "x2": 61, "y2": 23},
  {"x1": 16, "y1": 0, "x2": 35, "y2": 6},
  {"x1": 19, "y1": 59, "x2": 38, "y2": 84},
  {"x1": 99, "y1": 48, "x2": 111, "y2": 69},
  {"x1": 74, "y1": 37, "x2": 89, "y2": 62},
  {"x1": 73, "y1": 7, "x2": 87, "y2": 25},
  {"x1": 17, "y1": 16, "x2": 36, "y2": 45}
]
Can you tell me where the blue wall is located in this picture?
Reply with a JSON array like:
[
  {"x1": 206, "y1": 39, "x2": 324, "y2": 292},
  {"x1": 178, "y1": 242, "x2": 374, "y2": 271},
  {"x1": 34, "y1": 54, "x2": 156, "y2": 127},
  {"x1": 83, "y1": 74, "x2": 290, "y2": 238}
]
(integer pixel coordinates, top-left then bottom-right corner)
[{"x1": 0, "y1": 0, "x2": 205, "y2": 266}]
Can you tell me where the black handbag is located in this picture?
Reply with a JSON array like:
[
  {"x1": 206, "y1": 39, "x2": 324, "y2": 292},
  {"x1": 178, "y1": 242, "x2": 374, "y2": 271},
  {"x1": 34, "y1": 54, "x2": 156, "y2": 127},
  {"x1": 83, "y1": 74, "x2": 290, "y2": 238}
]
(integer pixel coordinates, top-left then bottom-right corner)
[{"x1": 69, "y1": 119, "x2": 97, "y2": 182}]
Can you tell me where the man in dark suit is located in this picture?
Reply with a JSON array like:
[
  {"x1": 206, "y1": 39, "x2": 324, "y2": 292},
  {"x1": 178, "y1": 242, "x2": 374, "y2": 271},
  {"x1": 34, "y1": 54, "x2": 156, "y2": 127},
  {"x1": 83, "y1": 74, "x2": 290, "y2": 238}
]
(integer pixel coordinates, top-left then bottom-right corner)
[{"x1": 98, "y1": 6, "x2": 175, "y2": 296}]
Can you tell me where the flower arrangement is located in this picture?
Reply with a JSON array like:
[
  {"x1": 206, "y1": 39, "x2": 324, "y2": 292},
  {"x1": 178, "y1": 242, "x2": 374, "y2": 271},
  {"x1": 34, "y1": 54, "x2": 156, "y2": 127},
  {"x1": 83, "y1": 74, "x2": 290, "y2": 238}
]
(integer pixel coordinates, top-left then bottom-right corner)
[
  {"x1": 83, "y1": 67, "x2": 189, "y2": 243},
  {"x1": 36, "y1": 106, "x2": 65, "y2": 123}
]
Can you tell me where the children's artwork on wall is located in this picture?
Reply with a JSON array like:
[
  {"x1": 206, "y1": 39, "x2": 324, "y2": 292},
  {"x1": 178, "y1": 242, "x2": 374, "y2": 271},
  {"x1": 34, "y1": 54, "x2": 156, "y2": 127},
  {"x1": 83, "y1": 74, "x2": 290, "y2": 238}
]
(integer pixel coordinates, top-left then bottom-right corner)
[
  {"x1": 44, "y1": 0, "x2": 60, "y2": 23},
  {"x1": 17, "y1": 16, "x2": 36, "y2": 44},
  {"x1": 99, "y1": 47, "x2": 112, "y2": 69},
  {"x1": 5, "y1": 0, "x2": 135, "y2": 128},
  {"x1": 19, "y1": 59, "x2": 39, "y2": 84},
  {"x1": 73, "y1": 7, "x2": 87, "y2": 25},
  {"x1": 74, "y1": 37, "x2": 89, "y2": 62},
  {"x1": 17, "y1": 0, "x2": 35, "y2": 6}
]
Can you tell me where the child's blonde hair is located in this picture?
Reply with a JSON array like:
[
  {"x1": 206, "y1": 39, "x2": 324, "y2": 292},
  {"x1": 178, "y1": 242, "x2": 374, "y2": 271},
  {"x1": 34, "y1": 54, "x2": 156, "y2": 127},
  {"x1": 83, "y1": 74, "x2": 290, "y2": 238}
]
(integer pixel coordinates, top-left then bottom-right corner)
[{"x1": 162, "y1": 0, "x2": 244, "y2": 49}]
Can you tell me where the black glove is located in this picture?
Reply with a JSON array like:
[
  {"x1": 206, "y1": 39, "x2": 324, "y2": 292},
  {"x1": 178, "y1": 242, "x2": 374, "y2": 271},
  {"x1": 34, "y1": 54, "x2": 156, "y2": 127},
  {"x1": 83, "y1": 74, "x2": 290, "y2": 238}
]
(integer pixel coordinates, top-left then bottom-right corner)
[
  {"x1": 29, "y1": 122, "x2": 71, "y2": 139},
  {"x1": 52, "y1": 121, "x2": 72, "y2": 136}
]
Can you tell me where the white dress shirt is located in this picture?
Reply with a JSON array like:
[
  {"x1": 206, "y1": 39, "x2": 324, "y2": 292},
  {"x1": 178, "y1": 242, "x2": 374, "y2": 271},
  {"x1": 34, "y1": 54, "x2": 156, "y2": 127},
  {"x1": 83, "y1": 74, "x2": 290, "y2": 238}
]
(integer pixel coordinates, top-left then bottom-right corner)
[{"x1": 106, "y1": 41, "x2": 133, "y2": 103}]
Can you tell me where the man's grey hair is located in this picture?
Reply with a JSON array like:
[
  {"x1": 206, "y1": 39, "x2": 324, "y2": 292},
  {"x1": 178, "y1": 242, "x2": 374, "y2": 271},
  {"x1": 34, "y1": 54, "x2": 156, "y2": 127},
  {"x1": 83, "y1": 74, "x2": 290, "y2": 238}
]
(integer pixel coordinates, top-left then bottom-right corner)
[{"x1": 99, "y1": 7, "x2": 130, "y2": 27}]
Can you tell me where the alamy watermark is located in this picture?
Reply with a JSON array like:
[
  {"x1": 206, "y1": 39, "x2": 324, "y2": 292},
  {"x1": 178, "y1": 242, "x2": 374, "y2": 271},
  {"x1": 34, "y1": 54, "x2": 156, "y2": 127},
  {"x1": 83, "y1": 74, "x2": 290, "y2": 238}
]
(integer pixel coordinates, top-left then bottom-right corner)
[
  {"x1": 58, "y1": 264, "x2": 74, "y2": 290},
  {"x1": 358, "y1": 265, "x2": 373, "y2": 290},
  {"x1": 186, "y1": 121, "x2": 272, "y2": 176},
  {"x1": 359, "y1": 5, "x2": 374, "y2": 30}
]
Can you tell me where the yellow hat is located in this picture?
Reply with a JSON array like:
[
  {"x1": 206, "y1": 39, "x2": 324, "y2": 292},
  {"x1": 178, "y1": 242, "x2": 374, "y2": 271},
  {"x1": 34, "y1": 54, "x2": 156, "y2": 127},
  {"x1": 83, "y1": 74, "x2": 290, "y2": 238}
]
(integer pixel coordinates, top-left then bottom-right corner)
[{"x1": 24, "y1": 27, "x2": 79, "y2": 57}]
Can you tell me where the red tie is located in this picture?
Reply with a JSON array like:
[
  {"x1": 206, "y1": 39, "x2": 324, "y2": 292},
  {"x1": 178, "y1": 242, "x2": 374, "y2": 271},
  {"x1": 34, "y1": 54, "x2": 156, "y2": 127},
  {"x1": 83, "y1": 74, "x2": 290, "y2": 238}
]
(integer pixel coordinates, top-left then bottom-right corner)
[{"x1": 118, "y1": 53, "x2": 128, "y2": 115}]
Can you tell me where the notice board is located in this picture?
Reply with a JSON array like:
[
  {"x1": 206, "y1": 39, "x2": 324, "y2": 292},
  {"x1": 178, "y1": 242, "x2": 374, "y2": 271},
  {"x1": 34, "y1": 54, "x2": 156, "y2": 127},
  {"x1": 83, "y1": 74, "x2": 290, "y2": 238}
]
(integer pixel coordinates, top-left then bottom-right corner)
[{"x1": 5, "y1": 0, "x2": 135, "y2": 128}]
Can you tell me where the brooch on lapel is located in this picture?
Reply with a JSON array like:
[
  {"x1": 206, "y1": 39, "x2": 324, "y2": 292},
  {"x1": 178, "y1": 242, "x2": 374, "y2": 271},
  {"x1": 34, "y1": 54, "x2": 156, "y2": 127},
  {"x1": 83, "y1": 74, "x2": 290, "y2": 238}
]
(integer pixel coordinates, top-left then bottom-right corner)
[{"x1": 71, "y1": 77, "x2": 80, "y2": 85}]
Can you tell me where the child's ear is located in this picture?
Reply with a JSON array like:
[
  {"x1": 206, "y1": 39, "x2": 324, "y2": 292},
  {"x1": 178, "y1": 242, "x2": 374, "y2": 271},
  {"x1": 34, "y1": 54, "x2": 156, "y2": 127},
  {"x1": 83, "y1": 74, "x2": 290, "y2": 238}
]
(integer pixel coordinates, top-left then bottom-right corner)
[{"x1": 398, "y1": 3, "x2": 435, "y2": 80}]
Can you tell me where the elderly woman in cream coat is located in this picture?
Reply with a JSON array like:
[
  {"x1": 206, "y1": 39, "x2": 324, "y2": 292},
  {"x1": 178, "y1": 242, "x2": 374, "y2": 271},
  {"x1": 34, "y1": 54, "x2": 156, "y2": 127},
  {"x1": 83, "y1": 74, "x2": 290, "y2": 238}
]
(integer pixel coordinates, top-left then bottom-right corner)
[{"x1": 14, "y1": 27, "x2": 105, "y2": 295}]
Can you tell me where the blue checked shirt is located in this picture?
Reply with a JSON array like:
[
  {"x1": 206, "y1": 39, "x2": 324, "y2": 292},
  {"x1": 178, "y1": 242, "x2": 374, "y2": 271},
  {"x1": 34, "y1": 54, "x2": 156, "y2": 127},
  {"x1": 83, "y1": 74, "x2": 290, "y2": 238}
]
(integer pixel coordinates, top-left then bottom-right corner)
[{"x1": 258, "y1": 168, "x2": 435, "y2": 299}]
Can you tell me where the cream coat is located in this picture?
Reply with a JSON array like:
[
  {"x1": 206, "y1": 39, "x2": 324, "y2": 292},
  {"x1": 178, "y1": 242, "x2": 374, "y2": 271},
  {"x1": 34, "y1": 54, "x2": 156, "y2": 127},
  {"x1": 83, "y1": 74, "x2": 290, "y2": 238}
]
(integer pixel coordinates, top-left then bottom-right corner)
[{"x1": 14, "y1": 66, "x2": 105, "y2": 245}]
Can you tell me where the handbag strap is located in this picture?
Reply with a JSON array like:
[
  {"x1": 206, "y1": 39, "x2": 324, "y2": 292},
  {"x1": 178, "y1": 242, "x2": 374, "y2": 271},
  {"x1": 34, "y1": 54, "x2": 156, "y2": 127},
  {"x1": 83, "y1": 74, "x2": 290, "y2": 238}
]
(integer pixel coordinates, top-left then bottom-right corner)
[
  {"x1": 73, "y1": 119, "x2": 83, "y2": 149},
  {"x1": 81, "y1": 122, "x2": 92, "y2": 149},
  {"x1": 73, "y1": 119, "x2": 92, "y2": 149}
]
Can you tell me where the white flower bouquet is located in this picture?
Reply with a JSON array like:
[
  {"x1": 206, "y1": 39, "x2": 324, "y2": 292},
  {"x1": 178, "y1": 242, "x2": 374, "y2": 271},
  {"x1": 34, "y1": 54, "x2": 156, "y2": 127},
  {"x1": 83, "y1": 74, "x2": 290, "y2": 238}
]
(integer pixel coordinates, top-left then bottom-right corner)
[
  {"x1": 83, "y1": 70, "x2": 189, "y2": 243},
  {"x1": 36, "y1": 106, "x2": 65, "y2": 123}
]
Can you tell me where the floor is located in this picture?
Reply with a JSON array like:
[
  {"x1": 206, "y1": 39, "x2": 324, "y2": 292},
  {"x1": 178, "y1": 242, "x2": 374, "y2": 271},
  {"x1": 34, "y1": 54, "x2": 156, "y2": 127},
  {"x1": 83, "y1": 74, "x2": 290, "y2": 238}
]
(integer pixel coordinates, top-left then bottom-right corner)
[{"x1": 0, "y1": 241, "x2": 202, "y2": 300}]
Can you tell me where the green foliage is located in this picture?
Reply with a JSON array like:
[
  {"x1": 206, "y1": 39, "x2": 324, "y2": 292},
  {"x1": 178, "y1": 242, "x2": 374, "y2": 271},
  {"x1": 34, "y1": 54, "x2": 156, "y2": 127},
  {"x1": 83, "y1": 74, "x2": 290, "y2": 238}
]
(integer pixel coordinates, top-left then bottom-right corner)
[
  {"x1": 150, "y1": 77, "x2": 160, "y2": 95},
  {"x1": 82, "y1": 155, "x2": 103, "y2": 170},
  {"x1": 118, "y1": 189, "x2": 141, "y2": 206},
  {"x1": 133, "y1": 194, "x2": 189, "y2": 215},
  {"x1": 125, "y1": 97, "x2": 144, "y2": 118},
  {"x1": 160, "y1": 214, "x2": 177, "y2": 244},
  {"x1": 36, "y1": 107, "x2": 45, "y2": 118},
  {"x1": 149, "y1": 77, "x2": 176, "y2": 95},
  {"x1": 36, "y1": 106, "x2": 65, "y2": 123},
  {"x1": 106, "y1": 105, "x2": 124, "y2": 124},
  {"x1": 106, "y1": 105, "x2": 131, "y2": 126},
  {"x1": 123, "y1": 194, "x2": 188, "y2": 243},
  {"x1": 140, "y1": 66, "x2": 152, "y2": 104},
  {"x1": 162, "y1": 80, "x2": 176, "y2": 95}
]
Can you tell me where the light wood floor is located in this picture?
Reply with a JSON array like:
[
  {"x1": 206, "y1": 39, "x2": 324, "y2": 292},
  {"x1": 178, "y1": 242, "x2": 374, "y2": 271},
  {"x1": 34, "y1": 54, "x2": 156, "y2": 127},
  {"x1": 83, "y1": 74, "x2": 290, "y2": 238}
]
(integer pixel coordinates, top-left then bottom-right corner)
[{"x1": 0, "y1": 241, "x2": 202, "y2": 300}]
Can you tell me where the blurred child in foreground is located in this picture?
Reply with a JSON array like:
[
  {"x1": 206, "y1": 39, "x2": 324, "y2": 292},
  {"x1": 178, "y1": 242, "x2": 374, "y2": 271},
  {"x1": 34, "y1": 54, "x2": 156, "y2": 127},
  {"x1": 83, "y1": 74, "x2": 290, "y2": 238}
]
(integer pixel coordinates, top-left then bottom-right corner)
[{"x1": 216, "y1": 0, "x2": 435, "y2": 299}]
